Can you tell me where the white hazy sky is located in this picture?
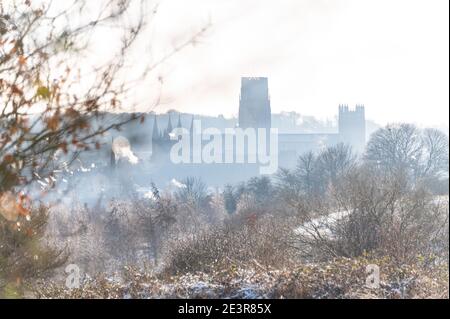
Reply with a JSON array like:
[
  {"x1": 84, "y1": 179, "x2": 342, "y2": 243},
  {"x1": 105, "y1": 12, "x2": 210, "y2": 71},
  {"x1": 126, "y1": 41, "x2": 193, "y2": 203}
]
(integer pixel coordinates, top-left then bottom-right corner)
[{"x1": 102, "y1": 0, "x2": 449, "y2": 127}]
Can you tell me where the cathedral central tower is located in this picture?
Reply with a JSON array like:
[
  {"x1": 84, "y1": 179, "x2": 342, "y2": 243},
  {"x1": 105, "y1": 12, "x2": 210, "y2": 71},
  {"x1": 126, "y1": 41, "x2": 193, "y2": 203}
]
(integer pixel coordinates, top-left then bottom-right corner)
[{"x1": 238, "y1": 77, "x2": 271, "y2": 129}]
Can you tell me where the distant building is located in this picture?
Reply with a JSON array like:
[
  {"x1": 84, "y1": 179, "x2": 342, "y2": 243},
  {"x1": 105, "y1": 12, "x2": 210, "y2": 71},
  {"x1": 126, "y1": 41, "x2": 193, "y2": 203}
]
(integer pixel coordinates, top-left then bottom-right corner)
[
  {"x1": 338, "y1": 104, "x2": 366, "y2": 152},
  {"x1": 150, "y1": 77, "x2": 366, "y2": 167},
  {"x1": 238, "y1": 77, "x2": 271, "y2": 130}
]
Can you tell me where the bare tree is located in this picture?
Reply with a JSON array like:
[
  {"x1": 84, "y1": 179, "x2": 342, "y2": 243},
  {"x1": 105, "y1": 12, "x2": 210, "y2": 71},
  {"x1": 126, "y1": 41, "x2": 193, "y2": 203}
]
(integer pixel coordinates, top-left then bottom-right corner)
[
  {"x1": 295, "y1": 151, "x2": 318, "y2": 196},
  {"x1": 275, "y1": 146, "x2": 355, "y2": 217},
  {"x1": 246, "y1": 176, "x2": 273, "y2": 206},
  {"x1": 0, "y1": 0, "x2": 209, "y2": 195},
  {"x1": 419, "y1": 128, "x2": 449, "y2": 179},
  {"x1": 293, "y1": 164, "x2": 449, "y2": 264},
  {"x1": 275, "y1": 167, "x2": 305, "y2": 213},
  {"x1": 175, "y1": 177, "x2": 212, "y2": 213},
  {"x1": 1, "y1": 0, "x2": 209, "y2": 294},
  {"x1": 317, "y1": 143, "x2": 356, "y2": 187},
  {"x1": 1, "y1": 1, "x2": 148, "y2": 192},
  {"x1": 223, "y1": 184, "x2": 238, "y2": 215},
  {"x1": 134, "y1": 183, "x2": 177, "y2": 266},
  {"x1": 364, "y1": 124, "x2": 421, "y2": 176},
  {"x1": 365, "y1": 124, "x2": 449, "y2": 184}
]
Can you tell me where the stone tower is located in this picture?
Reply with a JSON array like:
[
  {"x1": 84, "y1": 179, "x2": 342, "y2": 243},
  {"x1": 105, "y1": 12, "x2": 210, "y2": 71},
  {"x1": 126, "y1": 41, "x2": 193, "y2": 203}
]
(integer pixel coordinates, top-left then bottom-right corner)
[
  {"x1": 338, "y1": 104, "x2": 366, "y2": 153},
  {"x1": 238, "y1": 77, "x2": 271, "y2": 129}
]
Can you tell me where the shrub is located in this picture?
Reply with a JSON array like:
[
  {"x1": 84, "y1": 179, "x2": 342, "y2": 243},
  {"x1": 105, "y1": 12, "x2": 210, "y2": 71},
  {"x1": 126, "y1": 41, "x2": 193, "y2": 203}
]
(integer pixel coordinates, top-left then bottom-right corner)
[
  {"x1": 0, "y1": 204, "x2": 67, "y2": 298},
  {"x1": 293, "y1": 165, "x2": 449, "y2": 264},
  {"x1": 162, "y1": 215, "x2": 295, "y2": 275},
  {"x1": 33, "y1": 255, "x2": 448, "y2": 299}
]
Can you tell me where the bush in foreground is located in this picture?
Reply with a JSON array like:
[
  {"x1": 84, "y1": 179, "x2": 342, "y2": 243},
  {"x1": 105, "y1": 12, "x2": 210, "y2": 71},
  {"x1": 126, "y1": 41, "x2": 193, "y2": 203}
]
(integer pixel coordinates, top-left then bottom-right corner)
[{"x1": 33, "y1": 255, "x2": 448, "y2": 299}]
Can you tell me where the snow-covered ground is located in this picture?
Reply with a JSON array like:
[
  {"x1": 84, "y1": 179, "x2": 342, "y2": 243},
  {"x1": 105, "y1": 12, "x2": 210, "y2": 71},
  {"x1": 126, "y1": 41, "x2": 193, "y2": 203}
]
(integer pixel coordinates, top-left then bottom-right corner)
[{"x1": 293, "y1": 210, "x2": 349, "y2": 239}]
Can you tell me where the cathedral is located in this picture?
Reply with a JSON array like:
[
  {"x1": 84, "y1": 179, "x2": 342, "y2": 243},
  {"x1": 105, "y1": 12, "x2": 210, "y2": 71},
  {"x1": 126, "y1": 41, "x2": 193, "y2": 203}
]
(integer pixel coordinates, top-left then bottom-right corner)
[{"x1": 150, "y1": 77, "x2": 366, "y2": 169}]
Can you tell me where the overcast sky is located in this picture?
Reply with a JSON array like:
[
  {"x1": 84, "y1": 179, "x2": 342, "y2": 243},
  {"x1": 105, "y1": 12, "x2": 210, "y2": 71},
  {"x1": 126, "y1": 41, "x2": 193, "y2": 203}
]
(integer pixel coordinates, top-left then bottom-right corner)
[{"x1": 100, "y1": 0, "x2": 449, "y2": 127}]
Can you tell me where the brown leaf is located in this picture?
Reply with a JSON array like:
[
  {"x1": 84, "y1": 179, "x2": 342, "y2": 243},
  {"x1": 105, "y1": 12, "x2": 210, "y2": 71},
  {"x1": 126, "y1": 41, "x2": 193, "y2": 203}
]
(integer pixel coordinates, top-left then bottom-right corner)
[
  {"x1": 11, "y1": 85, "x2": 23, "y2": 96},
  {"x1": 45, "y1": 115, "x2": 59, "y2": 131},
  {"x1": 3, "y1": 154, "x2": 14, "y2": 164},
  {"x1": 59, "y1": 142, "x2": 68, "y2": 154},
  {"x1": 17, "y1": 204, "x2": 29, "y2": 217},
  {"x1": 0, "y1": 192, "x2": 19, "y2": 222},
  {"x1": 65, "y1": 108, "x2": 80, "y2": 118},
  {"x1": 18, "y1": 55, "x2": 27, "y2": 66}
]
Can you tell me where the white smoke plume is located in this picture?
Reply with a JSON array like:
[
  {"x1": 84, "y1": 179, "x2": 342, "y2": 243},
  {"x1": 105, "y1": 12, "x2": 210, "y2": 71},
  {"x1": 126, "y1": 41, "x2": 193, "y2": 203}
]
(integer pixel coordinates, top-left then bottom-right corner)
[
  {"x1": 112, "y1": 136, "x2": 139, "y2": 165},
  {"x1": 171, "y1": 178, "x2": 187, "y2": 189}
]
